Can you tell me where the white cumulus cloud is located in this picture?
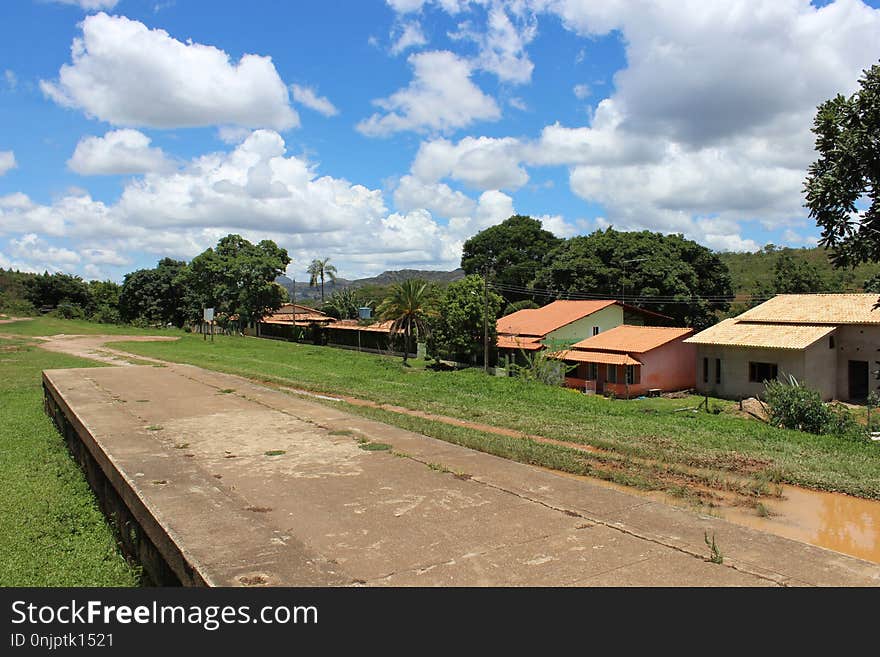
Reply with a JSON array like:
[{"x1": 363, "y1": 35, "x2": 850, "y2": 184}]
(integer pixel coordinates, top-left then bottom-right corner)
[
  {"x1": 41, "y1": 13, "x2": 298, "y2": 131},
  {"x1": 412, "y1": 136, "x2": 528, "y2": 190},
  {"x1": 357, "y1": 50, "x2": 500, "y2": 137},
  {"x1": 68, "y1": 129, "x2": 173, "y2": 175}
]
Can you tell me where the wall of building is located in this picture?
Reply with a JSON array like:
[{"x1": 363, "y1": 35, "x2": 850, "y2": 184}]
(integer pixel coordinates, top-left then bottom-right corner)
[
  {"x1": 834, "y1": 325, "x2": 880, "y2": 400},
  {"x1": 638, "y1": 339, "x2": 696, "y2": 393},
  {"x1": 544, "y1": 305, "x2": 623, "y2": 348},
  {"x1": 693, "y1": 344, "x2": 806, "y2": 400},
  {"x1": 803, "y1": 331, "x2": 839, "y2": 401}
]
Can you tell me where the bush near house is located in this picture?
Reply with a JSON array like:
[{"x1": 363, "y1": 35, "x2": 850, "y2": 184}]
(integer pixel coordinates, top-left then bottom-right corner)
[{"x1": 764, "y1": 376, "x2": 864, "y2": 440}]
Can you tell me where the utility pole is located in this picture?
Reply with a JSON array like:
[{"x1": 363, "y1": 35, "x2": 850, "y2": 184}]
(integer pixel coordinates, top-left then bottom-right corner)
[{"x1": 483, "y1": 267, "x2": 490, "y2": 374}]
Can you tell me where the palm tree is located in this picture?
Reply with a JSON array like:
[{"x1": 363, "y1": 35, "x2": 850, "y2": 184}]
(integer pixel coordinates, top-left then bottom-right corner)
[
  {"x1": 307, "y1": 257, "x2": 338, "y2": 304},
  {"x1": 378, "y1": 279, "x2": 430, "y2": 365}
]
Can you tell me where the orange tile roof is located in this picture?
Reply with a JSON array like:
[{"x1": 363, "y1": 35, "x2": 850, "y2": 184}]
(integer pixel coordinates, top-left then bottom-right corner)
[
  {"x1": 684, "y1": 319, "x2": 836, "y2": 350},
  {"x1": 736, "y1": 294, "x2": 880, "y2": 325},
  {"x1": 496, "y1": 300, "x2": 618, "y2": 337},
  {"x1": 550, "y1": 349, "x2": 641, "y2": 366},
  {"x1": 571, "y1": 325, "x2": 693, "y2": 353},
  {"x1": 497, "y1": 335, "x2": 544, "y2": 351},
  {"x1": 327, "y1": 320, "x2": 396, "y2": 333}
]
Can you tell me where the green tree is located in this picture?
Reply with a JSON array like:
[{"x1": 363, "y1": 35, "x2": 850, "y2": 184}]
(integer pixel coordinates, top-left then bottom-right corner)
[
  {"x1": 307, "y1": 257, "x2": 338, "y2": 304},
  {"x1": 429, "y1": 275, "x2": 503, "y2": 365},
  {"x1": 502, "y1": 299, "x2": 539, "y2": 316},
  {"x1": 377, "y1": 279, "x2": 432, "y2": 364},
  {"x1": 119, "y1": 258, "x2": 189, "y2": 326},
  {"x1": 322, "y1": 288, "x2": 373, "y2": 320},
  {"x1": 461, "y1": 215, "x2": 562, "y2": 299},
  {"x1": 185, "y1": 235, "x2": 291, "y2": 328},
  {"x1": 532, "y1": 228, "x2": 732, "y2": 329},
  {"x1": 804, "y1": 62, "x2": 880, "y2": 269},
  {"x1": 772, "y1": 253, "x2": 827, "y2": 294},
  {"x1": 23, "y1": 272, "x2": 91, "y2": 311},
  {"x1": 865, "y1": 273, "x2": 880, "y2": 293},
  {"x1": 87, "y1": 280, "x2": 122, "y2": 324}
]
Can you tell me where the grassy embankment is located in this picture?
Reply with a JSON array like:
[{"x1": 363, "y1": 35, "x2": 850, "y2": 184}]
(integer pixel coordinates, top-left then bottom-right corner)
[
  {"x1": 0, "y1": 334, "x2": 140, "y2": 586},
  {"x1": 112, "y1": 330, "x2": 880, "y2": 504}
]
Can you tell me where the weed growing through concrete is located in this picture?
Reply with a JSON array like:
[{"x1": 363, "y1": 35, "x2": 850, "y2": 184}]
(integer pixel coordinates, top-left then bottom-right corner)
[
  {"x1": 145, "y1": 425, "x2": 163, "y2": 431},
  {"x1": 358, "y1": 442, "x2": 392, "y2": 451},
  {"x1": 264, "y1": 450, "x2": 286, "y2": 456},
  {"x1": 704, "y1": 531, "x2": 724, "y2": 564}
]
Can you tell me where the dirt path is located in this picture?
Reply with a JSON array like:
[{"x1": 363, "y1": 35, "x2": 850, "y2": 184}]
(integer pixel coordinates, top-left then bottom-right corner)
[
  {"x1": 31, "y1": 334, "x2": 177, "y2": 366},
  {"x1": 0, "y1": 316, "x2": 33, "y2": 324}
]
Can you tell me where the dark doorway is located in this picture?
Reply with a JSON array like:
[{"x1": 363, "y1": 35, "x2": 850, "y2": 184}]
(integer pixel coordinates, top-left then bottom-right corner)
[{"x1": 848, "y1": 360, "x2": 869, "y2": 401}]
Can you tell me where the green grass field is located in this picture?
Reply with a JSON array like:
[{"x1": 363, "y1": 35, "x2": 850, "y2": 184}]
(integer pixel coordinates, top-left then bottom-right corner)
[
  {"x1": 113, "y1": 330, "x2": 880, "y2": 501},
  {"x1": 0, "y1": 335, "x2": 140, "y2": 586},
  {"x1": 0, "y1": 316, "x2": 183, "y2": 337}
]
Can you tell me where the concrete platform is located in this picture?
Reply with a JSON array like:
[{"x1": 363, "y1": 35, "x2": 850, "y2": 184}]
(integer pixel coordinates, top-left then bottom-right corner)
[{"x1": 43, "y1": 364, "x2": 880, "y2": 586}]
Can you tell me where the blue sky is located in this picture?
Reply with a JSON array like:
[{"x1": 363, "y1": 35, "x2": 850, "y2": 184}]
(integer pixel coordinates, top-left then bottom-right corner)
[{"x1": 1, "y1": 0, "x2": 879, "y2": 282}]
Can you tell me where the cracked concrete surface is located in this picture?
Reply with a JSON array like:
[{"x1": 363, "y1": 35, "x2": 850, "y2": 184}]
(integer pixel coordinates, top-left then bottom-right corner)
[{"x1": 43, "y1": 363, "x2": 880, "y2": 587}]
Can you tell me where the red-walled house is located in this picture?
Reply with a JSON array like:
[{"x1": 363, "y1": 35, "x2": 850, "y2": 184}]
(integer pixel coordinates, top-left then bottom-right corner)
[{"x1": 550, "y1": 325, "x2": 696, "y2": 397}]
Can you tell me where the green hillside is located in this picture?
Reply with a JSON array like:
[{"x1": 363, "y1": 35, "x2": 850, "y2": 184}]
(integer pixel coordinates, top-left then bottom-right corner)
[{"x1": 718, "y1": 245, "x2": 880, "y2": 296}]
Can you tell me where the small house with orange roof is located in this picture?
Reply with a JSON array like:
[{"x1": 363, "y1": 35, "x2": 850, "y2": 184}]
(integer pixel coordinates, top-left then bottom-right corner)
[
  {"x1": 551, "y1": 325, "x2": 695, "y2": 397},
  {"x1": 496, "y1": 299, "x2": 670, "y2": 362},
  {"x1": 258, "y1": 303, "x2": 334, "y2": 340}
]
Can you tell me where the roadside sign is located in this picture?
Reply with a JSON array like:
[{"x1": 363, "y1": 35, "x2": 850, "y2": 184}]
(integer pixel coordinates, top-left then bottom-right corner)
[{"x1": 203, "y1": 307, "x2": 214, "y2": 322}]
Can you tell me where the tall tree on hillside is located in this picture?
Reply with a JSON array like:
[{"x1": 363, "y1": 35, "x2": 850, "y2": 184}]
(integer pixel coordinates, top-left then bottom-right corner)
[
  {"x1": 307, "y1": 257, "x2": 338, "y2": 304},
  {"x1": 804, "y1": 62, "x2": 880, "y2": 269},
  {"x1": 461, "y1": 215, "x2": 562, "y2": 299},
  {"x1": 531, "y1": 228, "x2": 733, "y2": 329},
  {"x1": 378, "y1": 279, "x2": 432, "y2": 365}
]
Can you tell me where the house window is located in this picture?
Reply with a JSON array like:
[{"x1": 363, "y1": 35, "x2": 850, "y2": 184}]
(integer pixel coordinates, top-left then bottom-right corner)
[
  {"x1": 607, "y1": 365, "x2": 618, "y2": 383},
  {"x1": 703, "y1": 357, "x2": 709, "y2": 384},
  {"x1": 626, "y1": 365, "x2": 640, "y2": 385},
  {"x1": 592, "y1": 326, "x2": 600, "y2": 336},
  {"x1": 586, "y1": 363, "x2": 598, "y2": 380},
  {"x1": 715, "y1": 358, "x2": 721, "y2": 385},
  {"x1": 749, "y1": 362, "x2": 778, "y2": 383}
]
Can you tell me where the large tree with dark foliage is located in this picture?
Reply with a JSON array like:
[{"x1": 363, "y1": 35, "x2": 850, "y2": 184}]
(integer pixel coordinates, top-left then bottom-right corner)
[
  {"x1": 118, "y1": 258, "x2": 189, "y2": 326},
  {"x1": 804, "y1": 62, "x2": 880, "y2": 268},
  {"x1": 23, "y1": 272, "x2": 91, "y2": 310},
  {"x1": 531, "y1": 228, "x2": 733, "y2": 329},
  {"x1": 184, "y1": 234, "x2": 291, "y2": 327},
  {"x1": 461, "y1": 215, "x2": 561, "y2": 296}
]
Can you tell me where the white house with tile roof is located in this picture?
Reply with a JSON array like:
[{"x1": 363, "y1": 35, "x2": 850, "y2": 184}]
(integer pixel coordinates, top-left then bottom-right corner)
[{"x1": 684, "y1": 294, "x2": 880, "y2": 401}]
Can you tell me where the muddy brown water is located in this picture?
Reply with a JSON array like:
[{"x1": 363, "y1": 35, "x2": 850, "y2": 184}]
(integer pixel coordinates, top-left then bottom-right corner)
[
  {"x1": 722, "y1": 485, "x2": 880, "y2": 564},
  {"x1": 542, "y1": 468, "x2": 880, "y2": 564}
]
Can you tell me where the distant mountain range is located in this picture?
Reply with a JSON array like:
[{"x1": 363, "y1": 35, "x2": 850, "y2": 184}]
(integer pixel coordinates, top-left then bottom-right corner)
[{"x1": 276, "y1": 269, "x2": 465, "y2": 302}]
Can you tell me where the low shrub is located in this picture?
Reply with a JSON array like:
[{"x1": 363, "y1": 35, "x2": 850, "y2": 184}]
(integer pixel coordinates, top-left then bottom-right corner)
[
  {"x1": 763, "y1": 375, "x2": 831, "y2": 434},
  {"x1": 764, "y1": 375, "x2": 864, "y2": 439}
]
